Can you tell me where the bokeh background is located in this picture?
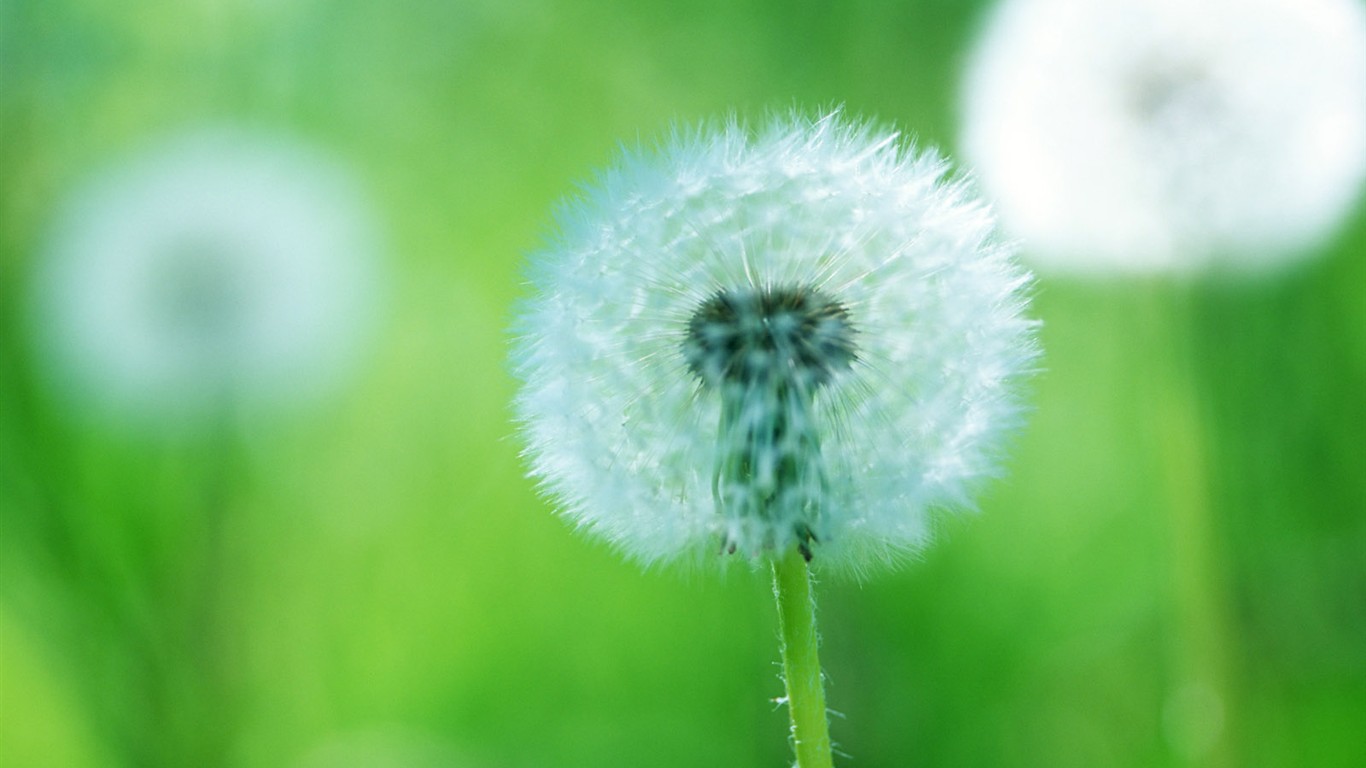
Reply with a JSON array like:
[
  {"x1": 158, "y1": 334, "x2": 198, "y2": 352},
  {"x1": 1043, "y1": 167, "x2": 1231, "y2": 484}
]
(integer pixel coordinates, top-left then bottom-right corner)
[{"x1": 2, "y1": 1, "x2": 1364, "y2": 767}]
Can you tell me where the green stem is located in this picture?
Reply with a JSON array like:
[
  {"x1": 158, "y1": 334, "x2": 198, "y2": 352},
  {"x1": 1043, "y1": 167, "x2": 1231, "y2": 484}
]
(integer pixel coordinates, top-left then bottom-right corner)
[
  {"x1": 1146, "y1": 285, "x2": 1235, "y2": 768},
  {"x1": 772, "y1": 547, "x2": 834, "y2": 768}
]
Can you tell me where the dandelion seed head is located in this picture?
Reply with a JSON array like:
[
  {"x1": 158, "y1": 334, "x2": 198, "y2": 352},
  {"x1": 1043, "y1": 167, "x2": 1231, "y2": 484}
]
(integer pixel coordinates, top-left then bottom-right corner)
[
  {"x1": 961, "y1": 0, "x2": 1366, "y2": 274},
  {"x1": 31, "y1": 128, "x2": 384, "y2": 427},
  {"x1": 513, "y1": 111, "x2": 1038, "y2": 575}
]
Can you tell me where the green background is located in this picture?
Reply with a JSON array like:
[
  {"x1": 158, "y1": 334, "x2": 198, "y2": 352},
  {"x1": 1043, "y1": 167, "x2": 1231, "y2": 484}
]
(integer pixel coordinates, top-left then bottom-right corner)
[{"x1": 2, "y1": 1, "x2": 1364, "y2": 766}]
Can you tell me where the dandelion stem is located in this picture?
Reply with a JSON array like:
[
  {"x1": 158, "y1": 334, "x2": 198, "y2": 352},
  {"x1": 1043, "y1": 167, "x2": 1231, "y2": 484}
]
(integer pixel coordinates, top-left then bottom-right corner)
[
  {"x1": 773, "y1": 546, "x2": 834, "y2": 768},
  {"x1": 1146, "y1": 285, "x2": 1236, "y2": 768}
]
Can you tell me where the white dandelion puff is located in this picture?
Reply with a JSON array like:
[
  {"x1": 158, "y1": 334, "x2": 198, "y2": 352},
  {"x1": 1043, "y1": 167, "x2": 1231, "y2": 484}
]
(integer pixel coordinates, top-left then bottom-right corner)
[
  {"x1": 30, "y1": 128, "x2": 384, "y2": 426},
  {"x1": 961, "y1": 0, "x2": 1366, "y2": 274},
  {"x1": 512, "y1": 111, "x2": 1038, "y2": 574}
]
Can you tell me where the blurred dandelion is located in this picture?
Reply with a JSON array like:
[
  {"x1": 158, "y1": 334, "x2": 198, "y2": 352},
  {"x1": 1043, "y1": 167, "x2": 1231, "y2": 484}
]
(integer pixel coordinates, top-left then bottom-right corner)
[
  {"x1": 957, "y1": 2, "x2": 1366, "y2": 764},
  {"x1": 961, "y1": 0, "x2": 1366, "y2": 274},
  {"x1": 513, "y1": 111, "x2": 1037, "y2": 574},
  {"x1": 512, "y1": 110, "x2": 1037, "y2": 767},
  {"x1": 19, "y1": 128, "x2": 387, "y2": 765},
  {"x1": 30, "y1": 128, "x2": 384, "y2": 427}
]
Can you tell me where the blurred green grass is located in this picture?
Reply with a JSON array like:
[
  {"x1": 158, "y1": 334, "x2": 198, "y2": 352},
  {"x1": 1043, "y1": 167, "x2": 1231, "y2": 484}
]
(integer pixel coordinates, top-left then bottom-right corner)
[{"x1": 2, "y1": 1, "x2": 1364, "y2": 766}]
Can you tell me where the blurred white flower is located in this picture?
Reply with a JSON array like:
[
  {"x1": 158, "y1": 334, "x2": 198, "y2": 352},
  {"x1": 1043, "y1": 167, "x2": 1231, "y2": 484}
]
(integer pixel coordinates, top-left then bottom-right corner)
[
  {"x1": 512, "y1": 112, "x2": 1037, "y2": 574},
  {"x1": 32, "y1": 129, "x2": 383, "y2": 425},
  {"x1": 961, "y1": 0, "x2": 1366, "y2": 274}
]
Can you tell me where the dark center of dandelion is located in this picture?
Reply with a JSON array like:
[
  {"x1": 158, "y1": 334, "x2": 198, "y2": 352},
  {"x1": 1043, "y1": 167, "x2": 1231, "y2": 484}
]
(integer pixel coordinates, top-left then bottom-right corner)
[
  {"x1": 683, "y1": 286, "x2": 857, "y2": 390},
  {"x1": 151, "y1": 238, "x2": 252, "y2": 351},
  {"x1": 682, "y1": 285, "x2": 858, "y2": 561},
  {"x1": 1128, "y1": 58, "x2": 1224, "y2": 135}
]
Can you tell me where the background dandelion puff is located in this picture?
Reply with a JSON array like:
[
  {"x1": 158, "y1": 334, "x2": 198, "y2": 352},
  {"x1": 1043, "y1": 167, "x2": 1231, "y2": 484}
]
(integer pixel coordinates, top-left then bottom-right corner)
[
  {"x1": 960, "y1": 0, "x2": 1366, "y2": 274},
  {"x1": 29, "y1": 128, "x2": 385, "y2": 427}
]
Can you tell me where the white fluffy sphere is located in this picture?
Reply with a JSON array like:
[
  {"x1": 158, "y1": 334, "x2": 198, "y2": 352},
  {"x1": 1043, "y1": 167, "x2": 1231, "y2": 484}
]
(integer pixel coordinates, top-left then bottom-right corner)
[
  {"x1": 32, "y1": 129, "x2": 384, "y2": 426},
  {"x1": 513, "y1": 112, "x2": 1038, "y2": 574},
  {"x1": 962, "y1": 0, "x2": 1366, "y2": 274}
]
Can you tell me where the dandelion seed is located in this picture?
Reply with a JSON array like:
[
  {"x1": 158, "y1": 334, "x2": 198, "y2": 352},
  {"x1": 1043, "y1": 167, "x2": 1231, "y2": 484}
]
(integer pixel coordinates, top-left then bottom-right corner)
[
  {"x1": 512, "y1": 111, "x2": 1038, "y2": 575},
  {"x1": 961, "y1": 0, "x2": 1366, "y2": 273},
  {"x1": 31, "y1": 128, "x2": 384, "y2": 426}
]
